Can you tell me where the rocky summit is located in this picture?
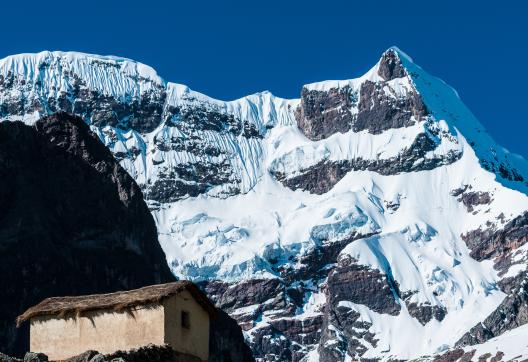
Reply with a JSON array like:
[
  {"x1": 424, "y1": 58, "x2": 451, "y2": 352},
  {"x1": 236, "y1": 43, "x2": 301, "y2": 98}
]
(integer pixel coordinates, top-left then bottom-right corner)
[{"x1": 0, "y1": 47, "x2": 527, "y2": 361}]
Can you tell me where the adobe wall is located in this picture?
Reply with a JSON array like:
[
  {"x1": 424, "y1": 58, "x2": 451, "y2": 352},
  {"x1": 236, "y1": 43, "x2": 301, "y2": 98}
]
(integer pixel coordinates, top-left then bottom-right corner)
[
  {"x1": 163, "y1": 291, "x2": 210, "y2": 361},
  {"x1": 30, "y1": 304, "x2": 165, "y2": 360}
]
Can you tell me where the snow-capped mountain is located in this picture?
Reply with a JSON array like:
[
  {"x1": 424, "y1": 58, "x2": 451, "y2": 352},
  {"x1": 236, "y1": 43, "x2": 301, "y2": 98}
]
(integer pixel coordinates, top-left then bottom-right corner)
[{"x1": 1, "y1": 48, "x2": 527, "y2": 361}]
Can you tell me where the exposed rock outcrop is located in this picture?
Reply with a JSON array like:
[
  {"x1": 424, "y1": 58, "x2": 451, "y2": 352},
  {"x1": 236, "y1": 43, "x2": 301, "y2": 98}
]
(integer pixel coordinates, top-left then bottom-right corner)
[
  {"x1": 296, "y1": 85, "x2": 358, "y2": 141},
  {"x1": 377, "y1": 49, "x2": 407, "y2": 81},
  {"x1": 274, "y1": 131, "x2": 461, "y2": 194},
  {"x1": 354, "y1": 80, "x2": 426, "y2": 135},
  {"x1": 209, "y1": 309, "x2": 256, "y2": 362},
  {"x1": 461, "y1": 211, "x2": 528, "y2": 263},
  {"x1": 456, "y1": 191, "x2": 492, "y2": 212},
  {"x1": 406, "y1": 302, "x2": 447, "y2": 325},
  {"x1": 318, "y1": 256, "x2": 400, "y2": 361},
  {"x1": 295, "y1": 49, "x2": 427, "y2": 141}
]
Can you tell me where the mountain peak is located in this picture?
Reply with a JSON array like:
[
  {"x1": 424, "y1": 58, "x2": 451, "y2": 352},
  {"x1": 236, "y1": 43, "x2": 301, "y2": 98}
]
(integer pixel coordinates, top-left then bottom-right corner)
[{"x1": 377, "y1": 47, "x2": 408, "y2": 81}]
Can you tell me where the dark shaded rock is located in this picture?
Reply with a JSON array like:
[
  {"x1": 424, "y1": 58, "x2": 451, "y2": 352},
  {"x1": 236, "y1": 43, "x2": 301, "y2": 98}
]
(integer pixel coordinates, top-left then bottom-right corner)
[
  {"x1": 281, "y1": 231, "x2": 379, "y2": 284},
  {"x1": 406, "y1": 302, "x2": 447, "y2": 325},
  {"x1": 209, "y1": 310, "x2": 255, "y2": 362},
  {"x1": 456, "y1": 271, "x2": 528, "y2": 347},
  {"x1": 318, "y1": 305, "x2": 374, "y2": 362},
  {"x1": 377, "y1": 49, "x2": 407, "y2": 81},
  {"x1": 204, "y1": 279, "x2": 284, "y2": 311},
  {"x1": 0, "y1": 353, "x2": 21, "y2": 362},
  {"x1": 432, "y1": 348, "x2": 464, "y2": 362},
  {"x1": 461, "y1": 211, "x2": 528, "y2": 263},
  {"x1": 477, "y1": 353, "x2": 491, "y2": 362},
  {"x1": 0, "y1": 62, "x2": 263, "y2": 202},
  {"x1": 296, "y1": 85, "x2": 358, "y2": 141},
  {"x1": 0, "y1": 61, "x2": 266, "y2": 139},
  {"x1": 145, "y1": 160, "x2": 236, "y2": 203},
  {"x1": 105, "y1": 344, "x2": 201, "y2": 362},
  {"x1": 490, "y1": 351, "x2": 504, "y2": 362},
  {"x1": 63, "y1": 350, "x2": 100, "y2": 362},
  {"x1": 354, "y1": 80, "x2": 426, "y2": 135},
  {"x1": 0, "y1": 113, "x2": 175, "y2": 356},
  {"x1": 327, "y1": 256, "x2": 400, "y2": 316},
  {"x1": 480, "y1": 159, "x2": 525, "y2": 183},
  {"x1": 450, "y1": 185, "x2": 469, "y2": 197},
  {"x1": 247, "y1": 315, "x2": 324, "y2": 362},
  {"x1": 0, "y1": 68, "x2": 167, "y2": 134},
  {"x1": 274, "y1": 131, "x2": 461, "y2": 194},
  {"x1": 457, "y1": 191, "x2": 492, "y2": 212},
  {"x1": 431, "y1": 348, "x2": 475, "y2": 362},
  {"x1": 318, "y1": 256, "x2": 399, "y2": 361},
  {"x1": 22, "y1": 353, "x2": 47, "y2": 362}
]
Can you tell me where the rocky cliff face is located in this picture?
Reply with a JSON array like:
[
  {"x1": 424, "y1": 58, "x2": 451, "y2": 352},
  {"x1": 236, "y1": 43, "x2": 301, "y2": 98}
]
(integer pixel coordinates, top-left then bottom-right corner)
[{"x1": 1, "y1": 48, "x2": 528, "y2": 360}]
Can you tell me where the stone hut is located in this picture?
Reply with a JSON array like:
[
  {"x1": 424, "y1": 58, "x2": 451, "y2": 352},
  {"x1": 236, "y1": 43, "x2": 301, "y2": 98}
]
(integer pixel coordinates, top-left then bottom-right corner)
[{"x1": 17, "y1": 281, "x2": 216, "y2": 361}]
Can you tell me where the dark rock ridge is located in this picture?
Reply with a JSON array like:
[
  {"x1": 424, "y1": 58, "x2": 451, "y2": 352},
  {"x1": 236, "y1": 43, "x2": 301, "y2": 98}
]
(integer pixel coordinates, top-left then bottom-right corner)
[
  {"x1": 405, "y1": 302, "x2": 447, "y2": 325},
  {"x1": 354, "y1": 80, "x2": 426, "y2": 135},
  {"x1": 377, "y1": 49, "x2": 407, "y2": 81},
  {"x1": 0, "y1": 113, "x2": 252, "y2": 361},
  {"x1": 295, "y1": 50, "x2": 427, "y2": 141},
  {"x1": 202, "y1": 227, "x2": 449, "y2": 361},
  {"x1": 0, "y1": 67, "x2": 166, "y2": 134},
  {"x1": 274, "y1": 131, "x2": 462, "y2": 194},
  {"x1": 209, "y1": 310, "x2": 255, "y2": 362},
  {"x1": 456, "y1": 271, "x2": 528, "y2": 348},
  {"x1": 411, "y1": 348, "x2": 510, "y2": 362},
  {"x1": 456, "y1": 191, "x2": 492, "y2": 213},
  {"x1": 480, "y1": 158, "x2": 525, "y2": 183},
  {"x1": 318, "y1": 255, "x2": 400, "y2": 361},
  {"x1": 326, "y1": 256, "x2": 401, "y2": 316},
  {"x1": 146, "y1": 160, "x2": 237, "y2": 203},
  {"x1": 461, "y1": 211, "x2": 528, "y2": 265},
  {"x1": 295, "y1": 85, "x2": 358, "y2": 141}
]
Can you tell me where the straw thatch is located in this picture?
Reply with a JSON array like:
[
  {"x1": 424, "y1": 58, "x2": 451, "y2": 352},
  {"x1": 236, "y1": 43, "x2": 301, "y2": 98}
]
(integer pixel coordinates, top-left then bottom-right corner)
[{"x1": 17, "y1": 281, "x2": 216, "y2": 326}]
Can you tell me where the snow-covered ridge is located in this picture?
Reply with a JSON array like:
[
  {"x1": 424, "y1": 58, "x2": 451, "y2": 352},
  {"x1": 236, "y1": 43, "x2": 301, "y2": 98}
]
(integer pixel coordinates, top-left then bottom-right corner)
[
  {"x1": 1, "y1": 48, "x2": 526, "y2": 187},
  {"x1": 0, "y1": 50, "x2": 298, "y2": 123}
]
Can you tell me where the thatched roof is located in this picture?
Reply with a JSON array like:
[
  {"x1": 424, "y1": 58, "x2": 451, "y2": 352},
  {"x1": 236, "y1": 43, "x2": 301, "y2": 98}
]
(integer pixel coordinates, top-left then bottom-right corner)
[{"x1": 17, "y1": 281, "x2": 217, "y2": 326}]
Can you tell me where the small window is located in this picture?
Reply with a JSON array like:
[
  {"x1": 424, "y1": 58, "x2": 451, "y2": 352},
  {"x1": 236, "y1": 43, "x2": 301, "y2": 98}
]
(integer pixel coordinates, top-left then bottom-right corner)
[{"x1": 181, "y1": 310, "x2": 190, "y2": 329}]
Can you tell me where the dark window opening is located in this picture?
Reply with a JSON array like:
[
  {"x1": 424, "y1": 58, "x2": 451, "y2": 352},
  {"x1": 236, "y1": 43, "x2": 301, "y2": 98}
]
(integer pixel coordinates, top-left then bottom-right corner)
[{"x1": 181, "y1": 310, "x2": 190, "y2": 329}]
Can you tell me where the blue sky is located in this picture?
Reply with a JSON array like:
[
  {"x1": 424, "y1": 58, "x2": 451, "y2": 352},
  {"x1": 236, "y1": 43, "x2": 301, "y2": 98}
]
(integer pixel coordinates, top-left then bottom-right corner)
[{"x1": 2, "y1": 0, "x2": 526, "y2": 156}]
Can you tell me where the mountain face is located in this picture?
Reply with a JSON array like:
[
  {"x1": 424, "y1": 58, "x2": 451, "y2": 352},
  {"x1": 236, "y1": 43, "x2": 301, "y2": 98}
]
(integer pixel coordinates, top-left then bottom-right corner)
[
  {"x1": 1, "y1": 48, "x2": 528, "y2": 361},
  {"x1": 0, "y1": 113, "x2": 253, "y2": 362}
]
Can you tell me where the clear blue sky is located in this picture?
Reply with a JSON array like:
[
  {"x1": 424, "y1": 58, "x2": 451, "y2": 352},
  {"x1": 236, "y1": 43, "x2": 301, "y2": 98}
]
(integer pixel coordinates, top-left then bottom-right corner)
[{"x1": 2, "y1": 0, "x2": 526, "y2": 156}]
